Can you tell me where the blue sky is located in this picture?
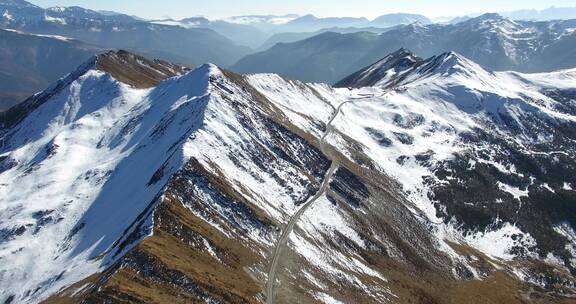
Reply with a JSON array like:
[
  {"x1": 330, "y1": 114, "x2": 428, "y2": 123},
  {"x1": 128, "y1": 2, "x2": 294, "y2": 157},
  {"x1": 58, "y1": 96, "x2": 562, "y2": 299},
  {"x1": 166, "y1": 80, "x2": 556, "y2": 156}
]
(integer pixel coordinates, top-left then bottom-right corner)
[{"x1": 28, "y1": 0, "x2": 576, "y2": 19}]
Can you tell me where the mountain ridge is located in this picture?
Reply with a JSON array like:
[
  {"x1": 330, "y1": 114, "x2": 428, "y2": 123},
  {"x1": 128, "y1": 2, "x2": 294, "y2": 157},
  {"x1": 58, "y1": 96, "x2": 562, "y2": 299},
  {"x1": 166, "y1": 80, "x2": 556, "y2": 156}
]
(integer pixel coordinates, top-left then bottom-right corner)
[{"x1": 0, "y1": 49, "x2": 187, "y2": 129}]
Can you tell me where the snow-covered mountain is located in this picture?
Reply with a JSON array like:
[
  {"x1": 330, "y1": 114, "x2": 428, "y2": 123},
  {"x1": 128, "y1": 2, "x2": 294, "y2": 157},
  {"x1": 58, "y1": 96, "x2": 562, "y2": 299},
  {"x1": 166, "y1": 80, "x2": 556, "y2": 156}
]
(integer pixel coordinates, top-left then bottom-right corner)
[
  {"x1": 336, "y1": 50, "x2": 576, "y2": 269},
  {"x1": 231, "y1": 13, "x2": 576, "y2": 83},
  {"x1": 1, "y1": 49, "x2": 575, "y2": 303},
  {"x1": 0, "y1": 0, "x2": 137, "y2": 25},
  {"x1": 371, "y1": 13, "x2": 432, "y2": 27}
]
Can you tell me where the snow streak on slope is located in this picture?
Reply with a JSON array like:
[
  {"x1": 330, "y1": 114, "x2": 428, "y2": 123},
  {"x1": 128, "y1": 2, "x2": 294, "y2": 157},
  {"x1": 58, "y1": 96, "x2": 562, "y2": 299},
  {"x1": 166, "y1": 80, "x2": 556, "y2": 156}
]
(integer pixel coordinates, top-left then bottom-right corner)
[{"x1": 246, "y1": 73, "x2": 336, "y2": 137}]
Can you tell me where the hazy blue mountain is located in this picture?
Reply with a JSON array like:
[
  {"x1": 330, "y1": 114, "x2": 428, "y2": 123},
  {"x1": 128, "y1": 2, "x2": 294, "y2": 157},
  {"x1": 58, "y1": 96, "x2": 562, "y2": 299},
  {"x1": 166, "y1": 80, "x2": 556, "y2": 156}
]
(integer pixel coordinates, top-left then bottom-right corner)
[
  {"x1": 277, "y1": 14, "x2": 369, "y2": 32},
  {"x1": 445, "y1": 16, "x2": 473, "y2": 24},
  {"x1": 232, "y1": 13, "x2": 576, "y2": 83},
  {"x1": 371, "y1": 13, "x2": 432, "y2": 27},
  {"x1": 0, "y1": 28, "x2": 99, "y2": 111},
  {"x1": 233, "y1": 31, "x2": 381, "y2": 83},
  {"x1": 150, "y1": 17, "x2": 269, "y2": 48},
  {"x1": 223, "y1": 14, "x2": 300, "y2": 32},
  {"x1": 258, "y1": 26, "x2": 397, "y2": 51},
  {"x1": 502, "y1": 6, "x2": 576, "y2": 21},
  {"x1": 272, "y1": 13, "x2": 431, "y2": 33}
]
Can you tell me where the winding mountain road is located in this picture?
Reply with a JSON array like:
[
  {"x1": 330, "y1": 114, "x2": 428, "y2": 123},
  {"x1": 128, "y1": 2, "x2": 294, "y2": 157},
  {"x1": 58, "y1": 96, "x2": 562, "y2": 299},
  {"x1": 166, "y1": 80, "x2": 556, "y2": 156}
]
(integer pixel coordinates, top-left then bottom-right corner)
[{"x1": 265, "y1": 93, "x2": 376, "y2": 303}]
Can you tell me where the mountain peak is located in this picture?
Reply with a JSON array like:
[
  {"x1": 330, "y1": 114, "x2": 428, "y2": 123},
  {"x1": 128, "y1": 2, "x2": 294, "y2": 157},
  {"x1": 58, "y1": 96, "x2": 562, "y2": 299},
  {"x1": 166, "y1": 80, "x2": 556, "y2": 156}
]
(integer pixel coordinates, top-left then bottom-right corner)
[
  {"x1": 372, "y1": 13, "x2": 432, "y2": 25},
  {"x1": 0, "y1": 50, "x2": 187, "y2": 130},
  {"x1": 189, "y1": 63, "x2": 222, "y2": 79},
  {"x1": 180, "y1": 16, "x2": 210, "y2": 24},
  {"x1": 422, "y1": 51, "x2": 487, "y2": 77},
  {"x1": 430, "y1": 50, "x2": 467, "y2": 66},
  {"x1": 389, "y1": 47, "x2": 415, "y2": 57},
  {"x1": 95, "y1": 50, "x2": 188, "y2": 88},
  {"x1": 334, "y1": 48, "x2": 421, "y2": 88},
  {"x1": 473, "y1": 12, "x2": 505, "y2": 21},
  {"x1": 196, "y1": 62, "x2": 220, "y2": 72},
  {"x1": 335, "y1": 49, "x2": 487, "y2": 88},
  {"x1": 466, "y1": 12, "x2": 519, "y2": 27},
  {"x1": 290, "y1": 14, "x2": 317, "y2": 22}
]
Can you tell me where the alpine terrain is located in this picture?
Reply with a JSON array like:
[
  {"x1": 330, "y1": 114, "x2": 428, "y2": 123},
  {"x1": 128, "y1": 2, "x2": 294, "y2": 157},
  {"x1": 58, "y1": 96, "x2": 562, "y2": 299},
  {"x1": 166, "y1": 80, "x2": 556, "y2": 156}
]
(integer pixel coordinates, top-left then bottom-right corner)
[{"x1": 0, "y1": 48, "x2": 575, "y2": 304}]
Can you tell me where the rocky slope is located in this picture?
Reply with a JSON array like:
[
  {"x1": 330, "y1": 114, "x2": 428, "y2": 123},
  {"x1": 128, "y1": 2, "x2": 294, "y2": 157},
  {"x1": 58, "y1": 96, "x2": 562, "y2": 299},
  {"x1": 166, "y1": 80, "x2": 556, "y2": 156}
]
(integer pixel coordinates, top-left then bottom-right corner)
[{"x1": 0, "y1": 50, "x2": 575, "y2": 304}]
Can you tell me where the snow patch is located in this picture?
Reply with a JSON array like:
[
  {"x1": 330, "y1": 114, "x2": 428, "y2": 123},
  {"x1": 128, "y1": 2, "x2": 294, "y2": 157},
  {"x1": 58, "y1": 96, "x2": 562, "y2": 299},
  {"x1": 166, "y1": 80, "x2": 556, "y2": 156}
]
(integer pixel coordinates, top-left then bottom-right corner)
[
  {"x1": 314, "y1": 292, "x2": 345, "y2": 304},
  {"x1": 464, "y1": 222, "x2": 536, "y2": 260},
  {"x1": 44, "y1": 13, "x2": 66, "y2": 24},
  {"x1": 3, "y1": 10, "x2": 14, "y2": 21},
  {"x1": 497, "y1": 181, "x2": 529, "y2": 201}
]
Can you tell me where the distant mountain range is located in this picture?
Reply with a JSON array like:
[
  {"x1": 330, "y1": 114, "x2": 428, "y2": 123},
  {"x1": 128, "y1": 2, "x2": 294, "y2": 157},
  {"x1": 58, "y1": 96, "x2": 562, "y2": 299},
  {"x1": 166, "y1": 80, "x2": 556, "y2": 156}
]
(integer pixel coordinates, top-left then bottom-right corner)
[
  {"x1": 150, "y1": 13, "x2": 432, "y2": 48},
  {"x1": 267, "y1": 13, "x2": 431, "y2": 33},
  {"x1": 146, "y1": 7, "x2": 576, "y2": 48},
  {"x1": 232, "y1": 13, "x2": 576, "y2": 83},
  {"x1": 0, "y1": 0, "x2": 251, "y2": 67},
  {"x1": 497, "y1": 6, "x2": 576, "y2": 21},
  {"x1": 223, "y1": 14, "x2": 300, "y2": 31},
  {"x1": 150, "y1": 17, "x2": 270, "y2": 49},
  {"x1": 436, "y1": 6, "x2": 576, "y2": 23}
]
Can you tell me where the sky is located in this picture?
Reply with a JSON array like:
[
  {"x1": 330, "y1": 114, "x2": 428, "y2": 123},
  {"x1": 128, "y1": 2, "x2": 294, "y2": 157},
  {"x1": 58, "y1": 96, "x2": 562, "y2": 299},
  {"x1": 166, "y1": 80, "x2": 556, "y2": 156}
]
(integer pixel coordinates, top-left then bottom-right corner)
[{"x1": 28, "y1": 0, "x2": 576, "y2": 20}]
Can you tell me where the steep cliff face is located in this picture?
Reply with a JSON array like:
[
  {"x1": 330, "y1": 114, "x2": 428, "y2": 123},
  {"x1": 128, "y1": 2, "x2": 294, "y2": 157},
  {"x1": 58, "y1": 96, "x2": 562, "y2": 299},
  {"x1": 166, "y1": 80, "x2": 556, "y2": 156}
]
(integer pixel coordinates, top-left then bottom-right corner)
[{"x1": 0, "y1": 50, "x2": 575, "y2": 304}]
